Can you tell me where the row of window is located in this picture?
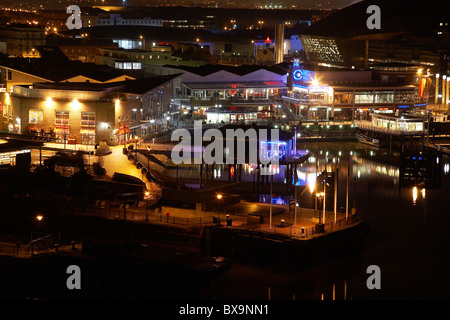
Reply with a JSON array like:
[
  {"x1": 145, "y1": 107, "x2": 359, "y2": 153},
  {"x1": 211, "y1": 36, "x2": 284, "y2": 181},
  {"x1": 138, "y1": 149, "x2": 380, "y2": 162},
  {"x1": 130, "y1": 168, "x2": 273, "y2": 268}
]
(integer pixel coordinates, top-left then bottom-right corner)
[
  {"x1": 29, "y1": 110, "x2": 96, "y2": 127},
  {"x1": 334, "y1": 91, "x2": 415, "y2": 104},
  {"x1": 64, "y1": 48, "x2": 95, "y2": 54}
]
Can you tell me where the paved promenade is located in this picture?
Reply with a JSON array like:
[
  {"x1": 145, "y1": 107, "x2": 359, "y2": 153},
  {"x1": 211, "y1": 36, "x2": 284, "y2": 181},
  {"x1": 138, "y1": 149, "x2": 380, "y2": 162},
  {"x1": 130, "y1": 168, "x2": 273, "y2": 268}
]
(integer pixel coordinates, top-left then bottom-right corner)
[{"x1": 30, "y1": 142, "x2": 360, "y2": 239}]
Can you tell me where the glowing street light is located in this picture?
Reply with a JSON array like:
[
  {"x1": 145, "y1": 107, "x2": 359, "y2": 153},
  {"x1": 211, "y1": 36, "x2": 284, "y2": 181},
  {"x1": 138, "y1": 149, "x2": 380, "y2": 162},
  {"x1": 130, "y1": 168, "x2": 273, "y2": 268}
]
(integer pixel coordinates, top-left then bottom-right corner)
[
  {"x1": 216, "y1": 194, "x2": 223, "y2": 224},
  {"x1": 145, "y1": 191, "x2": 150, "y2": 220}
]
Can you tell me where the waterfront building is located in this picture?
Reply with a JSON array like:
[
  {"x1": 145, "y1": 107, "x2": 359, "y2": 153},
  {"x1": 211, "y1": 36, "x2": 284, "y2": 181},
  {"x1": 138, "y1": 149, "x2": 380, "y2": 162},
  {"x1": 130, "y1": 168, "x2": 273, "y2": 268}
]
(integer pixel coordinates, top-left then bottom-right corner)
[
  {"x1": 283, "y1": 63, "x2": 420, "y2": 122},
  {"x1": 147, "y1": 64, "x2": 289, "y2": 124},
  {"x1": 363, "y1": 114, "x2": 426, "y2": 134},
  {"x1": 0, "y1": 74, "x2": 180, "y2": 145}
]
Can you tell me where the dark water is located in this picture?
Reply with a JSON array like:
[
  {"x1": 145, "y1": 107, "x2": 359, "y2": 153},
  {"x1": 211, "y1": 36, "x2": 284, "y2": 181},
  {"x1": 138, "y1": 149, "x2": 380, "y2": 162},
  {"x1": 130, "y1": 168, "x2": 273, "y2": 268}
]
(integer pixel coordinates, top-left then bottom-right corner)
[{"x1": 219, "y1": 142, "x2": 450, "y2": 300}]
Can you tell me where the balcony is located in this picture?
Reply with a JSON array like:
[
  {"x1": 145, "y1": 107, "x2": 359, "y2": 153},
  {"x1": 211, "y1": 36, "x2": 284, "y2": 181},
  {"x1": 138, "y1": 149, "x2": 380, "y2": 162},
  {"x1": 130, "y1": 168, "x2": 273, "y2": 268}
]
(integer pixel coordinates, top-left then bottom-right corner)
[{"x1": 282, "y1": 96, "x2": 329, "y2": 106}]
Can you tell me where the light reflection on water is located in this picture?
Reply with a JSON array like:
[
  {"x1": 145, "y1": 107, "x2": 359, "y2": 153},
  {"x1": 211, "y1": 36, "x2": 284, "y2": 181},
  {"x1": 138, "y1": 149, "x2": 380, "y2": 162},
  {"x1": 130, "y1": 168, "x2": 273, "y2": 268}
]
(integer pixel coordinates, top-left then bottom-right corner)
[{"x1": 214, "y1": 142, "x2": 450, "y2": 300}]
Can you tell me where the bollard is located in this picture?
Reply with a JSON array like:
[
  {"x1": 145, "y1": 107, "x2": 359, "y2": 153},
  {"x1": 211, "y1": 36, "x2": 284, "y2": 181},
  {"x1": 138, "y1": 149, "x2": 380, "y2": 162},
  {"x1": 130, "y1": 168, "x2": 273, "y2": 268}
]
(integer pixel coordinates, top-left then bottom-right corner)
[{"x1": 226, "y1": 214, "x2": 232, "y2": 226}]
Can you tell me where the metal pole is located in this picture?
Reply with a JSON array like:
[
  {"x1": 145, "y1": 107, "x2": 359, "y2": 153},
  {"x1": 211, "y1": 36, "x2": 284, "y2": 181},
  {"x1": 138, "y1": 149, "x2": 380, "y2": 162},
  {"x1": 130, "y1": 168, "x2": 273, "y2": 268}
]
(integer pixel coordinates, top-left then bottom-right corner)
[
  {"x1": 294, "y1": 182, "x2": 297, "y2": 233},
  {"x1": 334, "y1": 165, "x2": 337, "y2": 223},
  {"x1": 323, "y1": 173, "x2": 326, "y2": 224},
  {"x1": 346, "y1": 156, "x2": 349, "y2": 220},
  {"x1": 270, "y1": 173, "x2": 273, "y2": 229}
]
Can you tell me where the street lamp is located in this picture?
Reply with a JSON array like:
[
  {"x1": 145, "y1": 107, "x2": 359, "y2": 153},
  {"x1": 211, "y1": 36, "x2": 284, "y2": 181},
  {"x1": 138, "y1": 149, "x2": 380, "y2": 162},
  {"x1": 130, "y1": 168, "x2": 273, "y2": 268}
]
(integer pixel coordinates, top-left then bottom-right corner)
[
  {"x1": 294, "y1": 175, "x2": 316, "y2": 233},
  {"x1": 145, "y1": 191, "x2": 150, "y2": 220},
  {"x1": 216, "y1": 194, "x2": 223, "y2": 225},
  {"x1": 316, "y1": 192, "x2": 325, "y2": 224}
]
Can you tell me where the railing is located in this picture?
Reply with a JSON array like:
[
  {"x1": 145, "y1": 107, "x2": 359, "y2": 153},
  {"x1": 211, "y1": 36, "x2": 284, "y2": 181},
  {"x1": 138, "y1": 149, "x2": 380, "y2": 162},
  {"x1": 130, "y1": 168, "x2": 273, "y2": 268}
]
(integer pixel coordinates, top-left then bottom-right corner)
[
  {"x1": 223, "y1": 212, "x2": 363, "y2": 239},
  {"x1": 288, "y1": 213, "x2": 363, "y2": 238},
  {"x1": 105, "y1": 208, "x2": 216, "y2": 226},
  {"x1": 354, "y1": 121, "x2": 426, "y2": 136},
  {"x1": 282, "y1": 96, "x2": 329, "y2": 105},
  {"x1": 24, "y1": 233, "x2": 61, "y2": 256}
]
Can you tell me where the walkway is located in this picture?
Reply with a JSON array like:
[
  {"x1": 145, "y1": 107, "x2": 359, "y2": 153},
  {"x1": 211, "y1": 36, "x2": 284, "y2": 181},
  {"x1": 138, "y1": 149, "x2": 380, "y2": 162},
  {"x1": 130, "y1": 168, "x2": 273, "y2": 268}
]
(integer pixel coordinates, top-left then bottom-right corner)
[
  {"x1": 29, "y1": 141, "x2": 361, "y2": 240},
  {"x1": 31, "y1": 143, "x2": 161, "y2": 194}
]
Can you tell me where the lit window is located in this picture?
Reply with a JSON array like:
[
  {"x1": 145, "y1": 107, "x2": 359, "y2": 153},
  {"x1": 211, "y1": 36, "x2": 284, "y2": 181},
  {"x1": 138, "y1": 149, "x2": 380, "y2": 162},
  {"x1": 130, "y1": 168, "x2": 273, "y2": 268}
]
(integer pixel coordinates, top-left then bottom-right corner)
[
  {"x1": 81, "y1": 111, "x2": 95, "y2": 127},
  {"x1": 29, "y1": 109, "x2": 43, "y2": 124},
  {"x1": 55, "y1": 110, "x2": 69, "y2": 126}
]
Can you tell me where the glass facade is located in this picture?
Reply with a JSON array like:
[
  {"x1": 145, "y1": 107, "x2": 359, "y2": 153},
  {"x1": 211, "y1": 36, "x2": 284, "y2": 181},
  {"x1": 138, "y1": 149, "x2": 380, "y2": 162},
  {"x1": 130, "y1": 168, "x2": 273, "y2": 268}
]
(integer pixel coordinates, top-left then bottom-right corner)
[
  {"x1": 374, "y1": 91, "x2": 394, "y2": 103},
  {"x1": 354, "y1": 91, "x2": 374, "y2": 104}
]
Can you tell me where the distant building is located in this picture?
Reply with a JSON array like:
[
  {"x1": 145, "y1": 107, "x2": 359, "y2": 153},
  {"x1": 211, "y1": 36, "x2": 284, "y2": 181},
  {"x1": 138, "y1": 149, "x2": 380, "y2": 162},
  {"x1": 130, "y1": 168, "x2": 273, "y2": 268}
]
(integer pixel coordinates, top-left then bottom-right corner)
[
  {"x1": 97, "y1": 14, "x2": 163, "y2": 27},
  {"x1": 0, "y1": 24, "x2": 45, "y2": 57},
  {"x1": 0, "y1": 46, "x2": 136, "y2": 91},
  {"x1": 62, "y1": 25, "x2": 251, "y2": 63},
  {"x1": 96, "y1": 45, "x2": 216, "y2": 70},
  {"x1": 46, "y1": 37, "x2": 119, "y2": 63}
]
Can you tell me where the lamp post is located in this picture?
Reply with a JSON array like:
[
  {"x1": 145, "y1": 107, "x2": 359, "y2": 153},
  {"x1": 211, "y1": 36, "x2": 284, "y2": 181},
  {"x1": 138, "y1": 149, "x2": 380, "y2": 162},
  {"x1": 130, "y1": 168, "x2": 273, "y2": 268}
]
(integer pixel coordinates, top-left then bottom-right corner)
[
  {"x1": 145, "y1": 191, "x2": 150, "y2": 221},
  {"x1": 294, "y1": 179, "x2": 315, "y2": 234},
  {"x1": 315, "y1": 192, "x2": 324, "y2": 224},
  {"x1": 435, "y1": 73, "x2": 440, "y2": 104},
  {"x1": 216, "y1": 193, "x2": 223, "y2": 225},
  {"x1": 139, "y1": 35, "x2": 145, "y2": 50},
  {"x1": 323, "y1": 175, "x2": 326, "y2": 224},
  {"x1": 269, "y1": 173, "x2": 273, "y2": 229},
  {"x1": 346, "y1": 156, "x2": 350, "y2": 220}
]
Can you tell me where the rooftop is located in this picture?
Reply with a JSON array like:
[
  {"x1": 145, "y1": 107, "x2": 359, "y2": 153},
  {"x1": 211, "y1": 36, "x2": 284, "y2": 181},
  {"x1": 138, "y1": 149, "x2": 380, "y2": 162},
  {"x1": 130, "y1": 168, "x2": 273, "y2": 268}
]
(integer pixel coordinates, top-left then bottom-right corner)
[
  {"x1": 31, "y1": 73, "x2": 182, "y2": 95},
  {"x1": 162, "y1": 63, "x2": 289, "y2": 77},
  {"x1": 0, "y1": 46, "x2": 130, "y2": 83}
]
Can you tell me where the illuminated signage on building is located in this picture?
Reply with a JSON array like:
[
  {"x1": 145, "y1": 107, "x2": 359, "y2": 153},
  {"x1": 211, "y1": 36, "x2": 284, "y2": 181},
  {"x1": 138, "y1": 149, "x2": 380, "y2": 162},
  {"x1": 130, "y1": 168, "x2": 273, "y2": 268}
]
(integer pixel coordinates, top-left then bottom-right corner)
[
  {"x1": 293, "y1": 69, "x2": 303, "y2": 81},
  {"x1": 299, "y1": 35, "x2": 347, "y2": 64},
  {"x1": 291, "y1": 69, "x2": 315, "y2": 84}
]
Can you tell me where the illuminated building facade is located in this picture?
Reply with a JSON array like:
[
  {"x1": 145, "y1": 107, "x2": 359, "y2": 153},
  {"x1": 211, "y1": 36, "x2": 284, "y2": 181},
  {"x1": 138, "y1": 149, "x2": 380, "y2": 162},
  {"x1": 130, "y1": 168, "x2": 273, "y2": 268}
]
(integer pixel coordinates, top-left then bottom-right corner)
[
  {"x1": 0, "y1": 74, "x2": 180, "y2": 145},
  {"x1": 153, "y1": 64, "x2": 289, "y2": 124},
  {"x1": 0, "y1": 24, "x2": 45, "y2": 58},
  {"x1": 284, "y1": 63, "x2": 420, "y2": 122}
]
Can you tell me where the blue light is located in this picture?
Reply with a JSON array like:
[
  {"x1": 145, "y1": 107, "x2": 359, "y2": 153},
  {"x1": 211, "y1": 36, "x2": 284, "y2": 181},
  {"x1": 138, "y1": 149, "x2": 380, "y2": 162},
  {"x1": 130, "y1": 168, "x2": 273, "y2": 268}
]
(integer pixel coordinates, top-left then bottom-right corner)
[
  {"x1": 293, "y1": 83, "x2": 308, "y2": 89},
  {"x1": 397, "y1": 105, "x2": 410, "y2": 108},
  {"x1": 293, "y1": 69, "x2": 303, "y2": 81}
]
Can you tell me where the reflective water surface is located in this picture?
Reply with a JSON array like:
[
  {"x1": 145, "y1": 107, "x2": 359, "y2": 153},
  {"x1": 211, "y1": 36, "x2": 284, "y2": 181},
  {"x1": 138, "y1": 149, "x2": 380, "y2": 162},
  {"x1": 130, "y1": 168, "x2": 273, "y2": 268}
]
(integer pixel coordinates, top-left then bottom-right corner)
[{"x1": 217, "y1": 142, "x2": 450, "y2": 299}]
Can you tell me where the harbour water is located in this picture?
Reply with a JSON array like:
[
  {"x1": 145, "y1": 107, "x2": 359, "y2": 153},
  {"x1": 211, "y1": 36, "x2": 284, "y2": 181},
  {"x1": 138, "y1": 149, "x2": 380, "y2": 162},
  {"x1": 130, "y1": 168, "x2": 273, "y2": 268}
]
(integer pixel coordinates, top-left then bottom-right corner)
[{"x1": 214, "y1": 141, "x2": 450, "y2": 300}]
